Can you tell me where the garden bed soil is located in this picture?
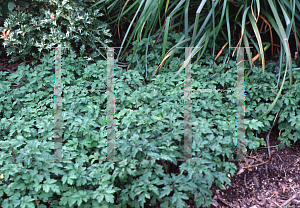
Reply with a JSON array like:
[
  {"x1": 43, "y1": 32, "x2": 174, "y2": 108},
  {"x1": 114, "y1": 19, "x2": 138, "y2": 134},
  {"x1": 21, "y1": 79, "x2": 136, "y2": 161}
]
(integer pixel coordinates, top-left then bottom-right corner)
[{"x1": 196, "y1": 126, "x2": 300, "y2": 208}]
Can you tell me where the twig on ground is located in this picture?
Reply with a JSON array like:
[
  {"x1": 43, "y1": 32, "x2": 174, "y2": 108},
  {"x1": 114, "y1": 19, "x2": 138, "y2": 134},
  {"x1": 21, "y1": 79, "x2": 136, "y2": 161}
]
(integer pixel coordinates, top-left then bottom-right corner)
[
  {"x1": 242, "y1": 158, "x2": 271, "y2": 169},
  {"x1": 279, "y1": 191, "x2": 300, "y2": 207},
  {"x1": 268, "y1": 199, "x2": 280, "y2": 207},
  {"x1": 216, "y1": 196, "x2": 234, "y2": 208}
]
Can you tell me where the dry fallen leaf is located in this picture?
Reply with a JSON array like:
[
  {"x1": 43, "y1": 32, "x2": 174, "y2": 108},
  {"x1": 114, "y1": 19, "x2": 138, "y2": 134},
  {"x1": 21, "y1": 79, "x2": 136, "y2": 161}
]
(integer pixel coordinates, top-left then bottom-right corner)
[
  {"x1": 256, "y1": 158, "x2": 264, "y2": 163},
  {"x1": 282, "y1": 184, "x2": 289, "y2": 193},
  {"x1": 237, "y1": 167, "x2": 245, "y2": 175}
]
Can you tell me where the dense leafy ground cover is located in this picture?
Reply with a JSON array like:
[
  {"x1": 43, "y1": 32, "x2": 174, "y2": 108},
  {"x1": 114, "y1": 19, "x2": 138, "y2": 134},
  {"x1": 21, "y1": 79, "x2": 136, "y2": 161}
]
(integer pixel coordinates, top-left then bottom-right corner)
[
  {"x1": 0, "y1": 1, "x2": 299, "y2": 207},
  {"x1": 0, "y1": 42, "x2": 299, "y2": 207}
]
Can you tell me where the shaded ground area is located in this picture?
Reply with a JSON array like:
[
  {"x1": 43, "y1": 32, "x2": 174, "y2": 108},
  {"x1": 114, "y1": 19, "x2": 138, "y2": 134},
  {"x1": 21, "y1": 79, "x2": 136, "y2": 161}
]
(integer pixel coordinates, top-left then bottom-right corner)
[
  {"x1": 196, "y1": 126, "x2": 300, "y2": 208},
  {"x1": 1, "y1": 46, "x2": 299, "y2": 208},
  {"x1": 142, "y1": 125, "x2": 300, "y2": 208}
]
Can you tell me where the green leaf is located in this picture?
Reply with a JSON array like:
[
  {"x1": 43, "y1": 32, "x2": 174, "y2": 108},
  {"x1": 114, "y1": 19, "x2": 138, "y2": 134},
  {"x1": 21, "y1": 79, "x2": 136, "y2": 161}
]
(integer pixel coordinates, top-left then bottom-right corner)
[
  {"x1": 197, "y1": 183, "x2": 213, "y2": 197},
  {"x1": 172, "y1": 190, "x2": 188, "y2": 208},
  {"x1": 68, "y1": 196, "x2": 77, "y2": 207},
  {"x1": 216, "y1": 183, "x2": 226, "y2": 190},
  {"x1": 159, "y1": 186, "x2": 172, "y2": 198},
  {"x1": 104, "y1": 193, "x2": 114, "y2": 203},
  {"x1": 59, "y1": 196, "x2": 68, "y2": 206},
  {"x1": 278, "y1": 142, "x2": 284, "y2": 150},
  {"x1": 62, "y1": 175, "x2": 68, "y2": 185},
  {"x1": 42, "y1": 184, "x2": 50, "y2": 193},
  {"x1": 278, "y1": 122, "x2": 292, "y2": 132},
  {"x1": 19, "y1": 196, "x2": 35, "y2": 208},
  {"x1": 95, "y1": 193, "x2": 104, "y2": 203}
]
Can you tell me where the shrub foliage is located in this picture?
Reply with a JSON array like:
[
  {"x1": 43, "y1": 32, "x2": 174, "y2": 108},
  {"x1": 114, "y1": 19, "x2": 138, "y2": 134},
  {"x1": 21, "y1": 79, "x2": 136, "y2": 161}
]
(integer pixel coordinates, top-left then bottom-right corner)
[{"x1": 0, "y1": 0, "x2": 112, "y2": 65}]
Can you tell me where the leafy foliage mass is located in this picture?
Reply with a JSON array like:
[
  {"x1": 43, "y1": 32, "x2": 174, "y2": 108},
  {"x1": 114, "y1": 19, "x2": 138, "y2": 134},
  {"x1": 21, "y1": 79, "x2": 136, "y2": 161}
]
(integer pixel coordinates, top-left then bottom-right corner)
[
  {"x1": 1, "y1": 39, "x2": 299, "y2": 207},
  {"x1": 0, "y1": 0, "x2": 32, "y2": 23},
  {"x1": 0, "y1": 0, "x2": 112, "y2": 65}
]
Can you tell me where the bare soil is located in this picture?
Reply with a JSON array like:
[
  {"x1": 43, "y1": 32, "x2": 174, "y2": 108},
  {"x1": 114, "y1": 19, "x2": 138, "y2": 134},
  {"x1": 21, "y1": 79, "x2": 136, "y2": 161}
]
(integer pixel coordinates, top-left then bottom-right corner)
[{"x1": 196, "y1": 126, "x2": 300, "y2": 208}]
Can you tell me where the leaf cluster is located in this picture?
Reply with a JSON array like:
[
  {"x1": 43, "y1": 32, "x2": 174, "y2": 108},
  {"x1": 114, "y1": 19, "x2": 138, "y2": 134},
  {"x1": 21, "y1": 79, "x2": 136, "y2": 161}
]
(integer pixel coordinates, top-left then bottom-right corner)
[
  {"x1": 0, "y1": 0, "x2": 112, "y2": 65},
  {"x1": 0, "y1": 49, "x2": 300, "y2": 207}
]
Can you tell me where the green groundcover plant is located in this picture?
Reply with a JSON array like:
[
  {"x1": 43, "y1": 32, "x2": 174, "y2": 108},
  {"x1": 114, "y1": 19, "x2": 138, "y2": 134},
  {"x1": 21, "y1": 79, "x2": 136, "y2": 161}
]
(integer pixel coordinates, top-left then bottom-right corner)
[{"x1": 0, "y1": 44, "x2": 300, "y2": 208}]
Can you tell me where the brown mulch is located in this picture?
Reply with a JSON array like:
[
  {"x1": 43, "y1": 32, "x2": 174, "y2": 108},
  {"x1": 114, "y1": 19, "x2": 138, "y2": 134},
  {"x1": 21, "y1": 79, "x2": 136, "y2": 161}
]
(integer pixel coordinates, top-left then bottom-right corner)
[
  {"x1": 143, "y1": 125, "x2": 300, "y2": 208},
  {"x1": 1, "y1": 43, "x2": 300, "y2": 208},
  {"x1": 196, "y1": 126, "x2": 300, "y2": 208}
]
